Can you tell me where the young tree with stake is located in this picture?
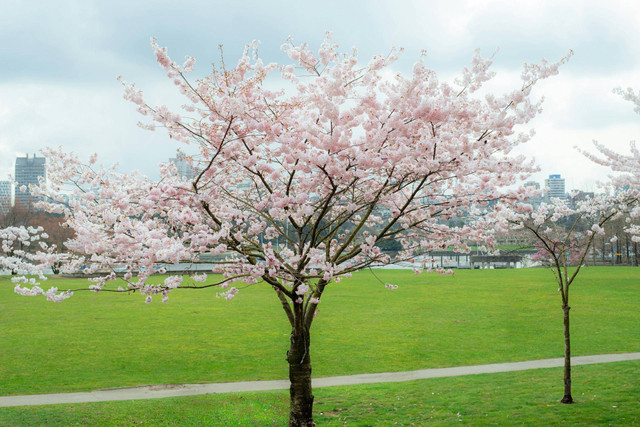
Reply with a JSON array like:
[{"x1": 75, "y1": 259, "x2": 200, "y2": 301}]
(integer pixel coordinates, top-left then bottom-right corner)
[{"x1": 2, "y1": 36, "x2": 569, "y2": 426}]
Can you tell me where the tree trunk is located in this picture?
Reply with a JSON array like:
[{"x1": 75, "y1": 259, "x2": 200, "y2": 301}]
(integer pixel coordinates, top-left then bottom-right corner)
[
  {"x1": 561, "y1": 304, "x2": 574, "y2": 404},
  {"x1": 625, "y1": 234, "x2": 630, "y2": 265},
  {"x1": 287, "y1": 327, "x2": 314, "y2": 426}
]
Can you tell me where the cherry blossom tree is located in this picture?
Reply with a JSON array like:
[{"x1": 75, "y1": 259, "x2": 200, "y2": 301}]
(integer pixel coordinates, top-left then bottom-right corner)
[
  {"x1": 491, "y1": 192, "x2": 636, "y2": 404},
  {"x1": 495, "y1": 87, "x2": 640, "y2": 404},
  {"x1": 0, "y1": 204, "x2": 74, "y2": 275},
  {"x1": 2, "y1": 36, "x2": 569, "y2": 426},
  {"x1": 581, "y1": 87, "x2": 640, "y2": 240}
]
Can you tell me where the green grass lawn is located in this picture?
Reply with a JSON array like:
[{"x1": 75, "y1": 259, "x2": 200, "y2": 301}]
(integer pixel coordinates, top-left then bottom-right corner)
[
  {"x1": 1, "y1": 267, "x2": 639, "y2": 398},
  {"x1": 1, "y1": 361, "x2": 638, "y2": 426}
]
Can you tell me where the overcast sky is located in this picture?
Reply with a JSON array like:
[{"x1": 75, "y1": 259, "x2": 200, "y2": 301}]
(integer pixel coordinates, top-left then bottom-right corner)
[{"x1": 1, "y1": 0, "x2": 639, "y2": 191}]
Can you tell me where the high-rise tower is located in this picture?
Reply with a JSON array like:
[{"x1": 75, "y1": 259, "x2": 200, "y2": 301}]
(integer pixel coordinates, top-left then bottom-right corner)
[
  {"x1": 14, "y1": 154, "x2": 46, "y2": 211},
  {"x1": 169, "y1": 156, "x2": 197, "y2": 181},
  {"x1": 0, "y1": 181, "x2": 11, "y2": 213},
  {"x1": 544, "y1": 174, "x2": 566, "y2": 200}
]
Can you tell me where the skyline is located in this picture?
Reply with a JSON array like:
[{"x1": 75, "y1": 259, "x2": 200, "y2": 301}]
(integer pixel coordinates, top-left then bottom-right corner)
[
  {"x1": 0, "y1": 154, "x2": 601, "y2": 206},
  {"x1": 1, "y1": 0, "x2": 640, "y2": 191}
]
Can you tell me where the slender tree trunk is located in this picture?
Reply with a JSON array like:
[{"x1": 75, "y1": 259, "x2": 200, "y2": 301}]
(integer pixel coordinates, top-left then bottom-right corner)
[
  {"x1": 625, "y1": 234, "x2": 630, "y2": 265},
  {"x1": 561, "y1": 304, "x2": 574, "y2": 404},
  {"x1": 287, "y1": 325, "x2": 314, "y2": 426}
]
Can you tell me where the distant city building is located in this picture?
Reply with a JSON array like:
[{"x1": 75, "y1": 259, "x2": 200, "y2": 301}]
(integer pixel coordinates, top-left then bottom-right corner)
[
  {"x1": 544, "y1": 174, "x2": 566, "y2": 200},
  {"x1": 169, "y1": 156, "x2": 197, "y2": 180},
  {"x1": 615, "y1": 184, "x2": 631, "y2": 195},
  {"x1": 0, "y1": 181, "x2": 11, "y2": 213},
  {"x1": 569, "y1": 190, "x2": 595, "y2": 209},
  {"x1": 14, "y1": 154, "x2": 46, "y2": 210},
  {"x1": 523, "y1": 181, "x2": 542, "y2": 206}
]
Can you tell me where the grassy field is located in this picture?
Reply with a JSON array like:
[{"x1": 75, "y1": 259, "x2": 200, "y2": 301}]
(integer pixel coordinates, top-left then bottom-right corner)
[
  {"x1": 1, "y1": 361, "x2": 638, "y2": 425},
  {"x1": 1, "y1": 267, "x2": 638, "y2": 398}
]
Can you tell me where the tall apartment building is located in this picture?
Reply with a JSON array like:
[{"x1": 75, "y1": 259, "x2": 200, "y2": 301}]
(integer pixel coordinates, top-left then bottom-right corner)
[
  {"x1": 544, "y1": 174, "x2": 566, "y2": 200},
  {"x1": 14, "y1": 154, "x2": 46, "y2": 210},
  {"x1": 0, "y1": 181, "x2": 11, "y2": 213},
  {"x1": 523, "y1": 181, "x2": 543, "y2": 206},
  {"x1": 169, "y1": 156, "x2": 197, "y2": 180}
]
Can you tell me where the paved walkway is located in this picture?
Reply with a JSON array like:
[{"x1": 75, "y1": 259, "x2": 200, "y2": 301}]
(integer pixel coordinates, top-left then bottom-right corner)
[{"x1": 1, "y1": 352, "x2": 639, "y2": 408}]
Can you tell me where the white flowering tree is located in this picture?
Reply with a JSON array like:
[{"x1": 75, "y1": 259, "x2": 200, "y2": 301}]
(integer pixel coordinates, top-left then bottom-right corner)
[
  {"x1": 581, "y1": 87, "x2": 640, "y2": 240},
  {"x1": 1, "y1": 36, "x2": 569, "y2": 426},
  {"x1": 491, "y1": 192, "x2": 636, "y2": 404}
]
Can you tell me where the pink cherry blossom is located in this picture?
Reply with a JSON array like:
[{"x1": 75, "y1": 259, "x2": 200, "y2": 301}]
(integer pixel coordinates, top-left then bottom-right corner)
[{"x1": 0, "y1": 35, "x2": 574, "y2": 426}]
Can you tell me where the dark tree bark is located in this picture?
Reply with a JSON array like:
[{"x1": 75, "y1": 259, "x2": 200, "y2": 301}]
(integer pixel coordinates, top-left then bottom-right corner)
[
  {"x1": 287, "y1": 324, "x2": 314, "y2": 426},
  {"x1": 271, "y1": 278, "x2": 325, "y2": 426},
  {"x1": 561, "y1": 304, "x2": 574, "y2": 404},
  {"x1": 625, "y1": 234, "x2": 630, "y2": 265}
]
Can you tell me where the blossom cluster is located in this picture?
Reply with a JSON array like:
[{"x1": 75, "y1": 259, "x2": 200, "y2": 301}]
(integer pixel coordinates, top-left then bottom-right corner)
[
  {"x1": 3, "y1": 35, "x2": 570, "y2": 311},
  {"x1": 580, "y1": 87, "x2": 640, "y2": 240},
  {"x1": 489, "y1": 192, "x2": 635, "y2": 267}
]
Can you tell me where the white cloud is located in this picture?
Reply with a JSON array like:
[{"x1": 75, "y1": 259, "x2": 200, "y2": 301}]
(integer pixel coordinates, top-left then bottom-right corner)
[{"x1": 0, "y1": 80, "x2": 184, "y2": 180}]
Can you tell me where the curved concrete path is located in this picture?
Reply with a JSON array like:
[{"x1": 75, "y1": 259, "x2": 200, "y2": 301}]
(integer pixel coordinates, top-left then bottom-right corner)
[{"x1": 1, "y1": 352, "x2": 639, "y2": 408}]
